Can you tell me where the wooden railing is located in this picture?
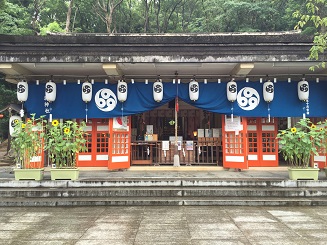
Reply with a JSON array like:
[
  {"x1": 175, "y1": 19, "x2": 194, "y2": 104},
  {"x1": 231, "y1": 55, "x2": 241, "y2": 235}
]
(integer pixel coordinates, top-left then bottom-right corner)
[{"x1": 131, "y1": 138, "x2": 221, "y2": 166}]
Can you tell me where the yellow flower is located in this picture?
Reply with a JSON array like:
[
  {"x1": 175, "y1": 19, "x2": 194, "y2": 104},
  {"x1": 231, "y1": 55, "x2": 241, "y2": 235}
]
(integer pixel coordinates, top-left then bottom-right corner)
[
  {"x1": 320, "y1": 127, "x2": 324, "y2": 131},
  {"x1": 64, "y1": 127, "x2": 70, "y2": 134},
  {"x1": 311, "y1": 124, "x2": 316, "y2": 129},
  {"x1": 291, "y1": 127, "x2": 297, "y2": 133},
  {"x1": 14, "y1": 119, "x2": 19, "y2": 124},
  {"x1": 21, "y1": 123, "x2": 26, "y2": 129},
  {"x1": 282, "y1": 131, "x2": 285, "y2": 135},
  {"x1": 27, "y1": 119, "x2": 32, "y2": 124},
  {"x1": 52, "y1": 120, "x2": 59, "y2": 127}
]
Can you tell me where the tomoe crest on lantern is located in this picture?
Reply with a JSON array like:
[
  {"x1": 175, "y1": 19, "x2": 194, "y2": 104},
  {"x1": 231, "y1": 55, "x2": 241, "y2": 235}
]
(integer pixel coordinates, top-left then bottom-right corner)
[
  {"x1": 263, "y1": 81, "x2": 274, "y2": 102},
  {"x1": 227, "y1": 80, "x2": 237, "y2": 102},
  {"x1": 117, "y1": 80, "x2": 128, "y2": 102},
  {"x1": 153, "y1": 79, "x2": 163, "y2": 102},
  {"x1": 45, "y1": 80, "x2": 56, "y2": 102},
  {"x1": 298, "y1": 80, "x2": 309, "y2": 101},
  {"x1": 82, "y1": 81, "x2": 92, "y2": 103},
  {"x1": 9, "y1": 115, "x2": 21, "y2": 136},
  {"x1": 189, "y1": 79, "x2": 199, "y2": 101},
  {"x1": 17, "y1": 80, "x2": 28, "y2": 102}
]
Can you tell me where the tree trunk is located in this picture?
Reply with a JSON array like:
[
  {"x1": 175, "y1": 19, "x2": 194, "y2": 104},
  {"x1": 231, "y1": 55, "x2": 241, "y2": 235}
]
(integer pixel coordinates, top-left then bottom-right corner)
[
  {"x1": 65, "y1": 0, "x2": 74, "y2": 33},
  {"x1": 144, "y1": 0, "x2": 150, "y2": 32}
]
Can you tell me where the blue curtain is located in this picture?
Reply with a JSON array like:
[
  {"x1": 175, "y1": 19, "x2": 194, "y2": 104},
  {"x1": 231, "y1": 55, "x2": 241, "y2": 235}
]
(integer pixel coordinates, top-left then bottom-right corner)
[{"x1": 24, "y1": 80, "x2": 327, "y2": 119}]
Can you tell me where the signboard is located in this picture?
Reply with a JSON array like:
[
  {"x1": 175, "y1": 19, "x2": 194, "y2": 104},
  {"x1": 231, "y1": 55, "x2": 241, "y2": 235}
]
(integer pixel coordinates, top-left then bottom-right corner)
[
  {"x1": 162, "y1": 141, "x2": 170, "y2": 150},
  {"x1": 224, "y1": 116, "x2": 243, "y2": 132},
  {"x1": 186, "y1": 141, "x2": 194, "y2": 150},
  {"x1": 113, "y1": 116, "x2": 129, "y2": 131}
]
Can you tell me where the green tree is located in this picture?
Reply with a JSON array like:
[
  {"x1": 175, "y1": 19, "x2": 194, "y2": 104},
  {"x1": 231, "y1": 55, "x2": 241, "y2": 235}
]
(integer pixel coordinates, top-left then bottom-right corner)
[
  {"x1": 40, "y1": 21, "x2": 65, "y2": 35},
  {"x1": 294, "y1": 0, "x2": 327, "y2": 70},
  {"x1": 0, "y1": 77, "x2": 16, "y2": 141},
  {"x1": 0, "y1": 1, "x2": 32, "y2": 35},
  {"x1": 94, "y1": 0, "x2": 124, "y2": 33},
  {"x1": 0, "y1": 0, "x2": 5, "y2": 9}
]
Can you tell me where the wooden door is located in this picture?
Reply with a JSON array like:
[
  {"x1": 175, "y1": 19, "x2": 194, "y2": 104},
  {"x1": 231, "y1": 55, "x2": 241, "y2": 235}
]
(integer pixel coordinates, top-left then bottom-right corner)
[
  {"x1": 247, "y1": 118, "x2": 278, "y2": 167},
  {"x1": 260, "y1": 118, "x2": 278, "y2": 166},
  {"x1": 108, "y1": 116, "x2": 131, "y2": 170},
  {"x1": 77, "y1": 119, "x2": 109, "y2": 167},
  {"x1": 222, "y1": 115, "x2": 248, "y2": 169}
]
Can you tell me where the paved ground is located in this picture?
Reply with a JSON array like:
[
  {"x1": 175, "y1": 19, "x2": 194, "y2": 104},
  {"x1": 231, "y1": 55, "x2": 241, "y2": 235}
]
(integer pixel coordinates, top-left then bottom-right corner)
[
  {"x1": 1, "y1": 206, "x2": 327, "y2": 245},
  {"x1": 2, "y1": 140, "x2": 327, "y2": 244}
]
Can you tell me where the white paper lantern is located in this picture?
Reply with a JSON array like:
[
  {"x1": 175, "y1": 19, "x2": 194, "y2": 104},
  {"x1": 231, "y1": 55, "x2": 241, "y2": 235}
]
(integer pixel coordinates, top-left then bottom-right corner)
[
  {"x1": 263, "y1": 81, "x2": 274, "y2": 102},
  {"x1": 298, "y1": 80, "x2": 309, "y2": 101},
  {"x1": 45, "y1": 81, "x2": 56, "y2": 102},
  {"x1": 82, "y1": 81, "x2": 92, "y2": 103},
  {"x1": 17, "y1": 80, "x2": 28, "y2": 102},
  {"x1": 189, "y1": 79, "x2": 199, "y2": 101},
  {"x1": 117, "y1": 80, "x2": 128, "y2": 102},
  {"x1": 227, "y1": 81, "x2": 237, "y2": 102},
  {"x1": 153, "y1": 80, "x2": 163, "y2": 102},
  {"x1": 9, "y1": 115, "x2": 21, "y2": 136}
]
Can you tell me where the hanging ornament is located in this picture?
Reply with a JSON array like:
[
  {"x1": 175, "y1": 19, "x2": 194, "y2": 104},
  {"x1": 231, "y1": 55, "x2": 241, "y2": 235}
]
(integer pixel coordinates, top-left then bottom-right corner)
[
  {"x1": 82, "y1": 81, "x2": 92, "y2": 103},
  {"x1": 117, "y1": 79, "x2": 128, "y2": 119},
  {"x1": 117, "y1": 80, "x2": 128, "y2": 102},
  {"x1": 17, "y1": 80, "x2": 28, "y2": 102},
  {"x1": 45, "y1": 80, "x2": 56, "y2": 102},
  {"x1": 153, "y1": 79, "x2": 163, "y2": 102},
  {"x1": 82, "y1": 81, "x2": 92, "y2": 122},
  {"x1": 175, "y1": 96, "x2": 179, "y2": 113},
  {"x1": 189, "y1": 79, "x2": 199, "y2": 101},
  {"x1": 263, "y1": 80, "x2": 274, "y2": 122},
  {"x1": 298, "y1": 79, "x2": 309, "y2": 102},
  {"x1": 17, "y1": 80, "x2": 28, "y2": 118},
  {"x1": 9, "y1": 115, "x2": 21, "y2": 136},
  {"x1": 45, "y1": 80, "x2": 56, "y2": 122},
  {"x1": 227, "y1": 79, "x2": 237, "y2": 121},
  {"x1": 298, "y1": 79, "x2": 309, "y2": 118}
]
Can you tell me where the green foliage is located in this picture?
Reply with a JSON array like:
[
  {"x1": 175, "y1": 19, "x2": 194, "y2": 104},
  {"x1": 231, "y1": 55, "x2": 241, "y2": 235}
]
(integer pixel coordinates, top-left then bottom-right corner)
[
  {"x1": 45, "y1": 119, "x2": 87, "y2": 168},
  {"x1": 277, "y1": 118, "x2": 326, "y2": 168},
  {"x1": 40, "y1": 21, "x2": 64, "y2": 35},
  {"x1": 293, "y1": 0, "x2": 327, "y2": 70},
  {"x1": 0, "y1": 0, "x2": 313, "y2": 34},
  {"x1": 11, "y1": 114, "x2": 46, "y2": 169},
  {"x1": 0, "y1": 0, "x2": 5, "y2": 9},
  {"x1": 0, "y1": 2, "x2": 33, "y2": 35},
  {"x1": 0, "y1": 78, "x2": 16, "y2": 141}
]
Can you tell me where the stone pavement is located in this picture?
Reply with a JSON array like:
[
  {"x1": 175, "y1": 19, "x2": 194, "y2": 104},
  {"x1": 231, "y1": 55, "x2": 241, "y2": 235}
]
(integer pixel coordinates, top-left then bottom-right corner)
[
  {"x1": 1, "y1": 205, "x2": 327, "y2": 245},
  {"x1": 0, "y1": 165, "x2": 322, "y2": 180}
]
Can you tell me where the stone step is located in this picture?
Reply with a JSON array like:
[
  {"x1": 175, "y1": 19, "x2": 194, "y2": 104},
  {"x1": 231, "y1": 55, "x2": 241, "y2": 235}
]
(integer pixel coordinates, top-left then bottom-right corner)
[
  {"x1": 2, "y1": 179, "x2": 327, "y2": 188},
  {"x1": 1, "y1": 196, "x2": 327, "y2": 207},
  {"x1": 1, "y1": 187, "x2": 327, "y2": 198}
]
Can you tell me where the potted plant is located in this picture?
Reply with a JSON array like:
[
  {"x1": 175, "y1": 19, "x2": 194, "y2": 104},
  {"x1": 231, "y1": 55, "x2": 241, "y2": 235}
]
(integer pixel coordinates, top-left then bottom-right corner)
[
  {"x1": 277, "y1": 118, "x2": 325, "y2": 180},
  {"x1": 11, "y1": 114, "x2": 46, "y2": 180},
  {"x1": 45, "y1": 119, "x2": 87, "y2": 180}
]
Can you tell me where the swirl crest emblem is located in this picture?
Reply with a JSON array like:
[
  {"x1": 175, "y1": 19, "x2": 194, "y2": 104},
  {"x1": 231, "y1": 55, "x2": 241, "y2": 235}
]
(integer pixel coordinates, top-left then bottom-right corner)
[
  {"x1": 95, "y1": 88, "x2": 117, "y2": 112},
  {"x1": 237, "y1": 87, "x2": 260, "y2": 111}
]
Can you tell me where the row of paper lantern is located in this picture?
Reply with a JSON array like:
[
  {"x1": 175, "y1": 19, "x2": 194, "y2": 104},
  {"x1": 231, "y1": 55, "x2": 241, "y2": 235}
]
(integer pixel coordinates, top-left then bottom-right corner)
[
  {"x1": 17, "y1": 79, "x2": 199, "y2": 103},
  {"x1": 17, "y1": 79, "x2": 309, "y2": 104},
  {"x1": 226, "y1": 79, "x2": 309, "y2": 102}
]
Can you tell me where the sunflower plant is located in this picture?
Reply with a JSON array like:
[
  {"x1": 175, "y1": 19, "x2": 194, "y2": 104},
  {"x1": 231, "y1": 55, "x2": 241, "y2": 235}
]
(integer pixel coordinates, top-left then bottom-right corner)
[
  {"x1": 45, "y1": 119, "x2": 87, "y2": 168},
  {"x1": 11, "y1": 114, "x2": 46, "y2": 169},
  {"x1": 277, "y1": 118, "x2": 326, "y2": 168}
]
